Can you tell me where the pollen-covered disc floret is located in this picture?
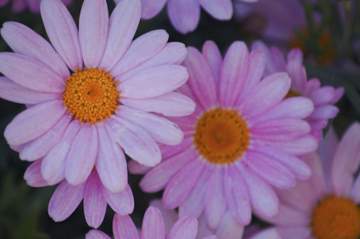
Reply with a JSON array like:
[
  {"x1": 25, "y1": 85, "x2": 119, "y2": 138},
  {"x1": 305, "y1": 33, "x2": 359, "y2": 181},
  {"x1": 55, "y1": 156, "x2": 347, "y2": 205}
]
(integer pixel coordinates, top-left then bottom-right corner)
[
  {"x1": 63, "y1": 68, "x2": 119, "y2": 124},
  {"x1": 194, "y1": 108, "x2": 249, "y2": 164},
  {"x1": 311, "y1": 196, "x2": 360, "y2": 239}
]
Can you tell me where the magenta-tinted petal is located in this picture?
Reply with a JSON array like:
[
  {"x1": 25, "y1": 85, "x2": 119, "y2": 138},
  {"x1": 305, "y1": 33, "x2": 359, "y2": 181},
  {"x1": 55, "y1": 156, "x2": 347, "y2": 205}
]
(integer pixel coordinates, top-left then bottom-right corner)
[
  {"x1": 20, "y1": 115, "x2": 71, "y2": 161},
  {"x1": 79, "y1": 0, "x2": 109, "y2": 68},
  {"x1": 200, "y1": 0, "x2": 233, "y2": 20},
  {"x1": 128, "y1": 160, "x2": 151, "y2": 175},
  {"x1": 163, "y1": 160, "x2": 204, "y2": 209},
  {"x1": 136, "y1": 42, "x2": 187, "y2": 71},
  {"x1": 238, "y1": 164, "x2": 279, "y2": 218},
  {"x1": 216, "y1": 213, "x2": 244, "y2": 239},
  {"x1": 185, "y1": 47, "x2": 217, "y2": 108},
  {"x1": 41, "y1": 121, "x2": 80, "y2": 185},
  {"x1": 96, "y1": 125, "x2": 127, "y2": 193},
  {"x1": 86, "y1": 230, "x2": 111, "y2": 239},
  {"x1": 0, "y1": 53, "x2": 64, "y2": 93},
  {"x1": 0, "y1": 77, "x2": 58, "y2": 105},
  {"x1": 122, "y1": 92, "x2": 195, "y2": 117},
  {"x1": 264, "y1": 204, "x2": 309, "y2": 226},
  {"x1": 119, "y1": 106, "x2": 183, "y2": 145},
  {"x1": 105, "y1": 185, "x2": 134, "y2": 215},
  {"x1": 141, "y1": 0, "x2": 167, "y2": 19},
  {"x1": 24, "y1": 161, "x2": 48, "y2": 187},
  {"x1": 219, "y1": 41, "x2": 248, "y2": 107},
  {"x1": 168, "y1": 217, "x2": 198, "y2": 239},
  {"x1": 110, "y1": 118, "x2": 161, "y2": 167},
  {"x1": 100, "y1": 0, "x2": 141, "y2": 69},
  {"x1": 65, "y1": 125, "x2": 98, "y2": 185},
  {"x1": 5, "y1": 101, "x2": 65, "y2": 146},
  {"x1": 113, "y1": 214, "x2": 140, "y2": 239},
  {"x1": 120, "y1": 65, "x2": 188, "y2": 99},
  {"x1": 310, "y1": 105, "x2": 339, "y2": 119},
  {"x1": 167, "y1": 0, "x2": 200, "y2": 34},
  {"x1": 40, "y1": 0, "x2": 82, "y2": 70},
  {"x1": 276, "y1": 226, "x2": 311, "y2": 239},
  {"x1": 141, "y1": 207, "x2": 166, "y2": 239},
  {"x1": 48, "y1": 181, "x2": 84, "y2": 222},
  {"x1": 1, "y1": 22, "x2": 69, "y2": 78},
  {"x1": 111, "y1": 30, "x2": 169, "y2": 76},
  {"x1": 140, "y1": 147, "x2": 196, "y2": 192},
  {"x1": 84, "y1": 172, "x2": 107, "y2": 228},
  {"x1": 202, "y1": 40, "x2": 222, "y2": 82}
]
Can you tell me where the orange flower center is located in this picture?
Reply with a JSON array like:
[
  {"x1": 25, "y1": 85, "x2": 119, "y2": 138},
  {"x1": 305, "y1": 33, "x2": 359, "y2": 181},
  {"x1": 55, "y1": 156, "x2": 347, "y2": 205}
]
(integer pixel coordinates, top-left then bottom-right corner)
[
  {"x1": 63, "y1": 68, "x2": 119, "y2": 124},
  {"x1": 194, "y1": 108, "x2": 250, "y2": 165},
  {"x1": 286, "y1": 89, "x2": 301, "y2": 98},
  {"x1": 311, "y1": 196, "x2": 360, "y2": 239}
]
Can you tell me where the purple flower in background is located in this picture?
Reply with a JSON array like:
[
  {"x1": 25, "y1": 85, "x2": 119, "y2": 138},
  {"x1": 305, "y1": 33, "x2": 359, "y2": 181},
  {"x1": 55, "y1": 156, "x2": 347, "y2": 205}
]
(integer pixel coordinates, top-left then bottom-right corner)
[
  {"x1": 0, "y1": 0, "x2": 72, "y2": 12},
  {"x1": 114, "y1": 0, "x2": 256, "y2": 34}
]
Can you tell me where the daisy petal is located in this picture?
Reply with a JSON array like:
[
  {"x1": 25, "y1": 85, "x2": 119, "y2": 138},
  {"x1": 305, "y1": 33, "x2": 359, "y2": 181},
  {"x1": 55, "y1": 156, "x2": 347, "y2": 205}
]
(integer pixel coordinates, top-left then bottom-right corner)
[
  {"x1": 5, "y1": 101, "x2": 65, "y2": 146},
  {"x1": 141, "y1": 0, "x2": 167, "y2": 19},
  {"x1": 79, "y1": 0, "x2": 109, "y2": 68},
  {"x1": 200, "y1": 0, "x2": 233, "y2": 20},
  {"x1": 167, "y1": 0, "x2": 200, "y2": 34},
  {"x1": 113, "y1": 214, "x2": 140, "y2": 239},
  {"x1": 141, "y1": 207, "x2": 166, "y2": 239},
  {"x1": 86, "y1": 230, "x2": 111, "y2": 239},
  {"x1": 168, "y1": 217, "x2": 198, "y2": 239},
  {"x1": 24, "y1": 161, "x2": 47, "y2": 187},
  {"x1": 105, "y1": 186, "x2": 134, "y2": 215},
  {"x1": 216, "y1": 213, "x2": 244, "y2": 239},
  {"x1": 202, "y1": 40, "x2": 222, "y2": 81},
  {"x1": 40, "y1": 0, "x2": 82, "y2": 70}
]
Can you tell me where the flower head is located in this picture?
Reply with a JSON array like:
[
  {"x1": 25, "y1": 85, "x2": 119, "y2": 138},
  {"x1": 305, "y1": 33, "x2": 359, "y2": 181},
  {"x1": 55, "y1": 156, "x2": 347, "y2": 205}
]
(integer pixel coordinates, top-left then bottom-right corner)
[
  {"x1": 254, "y1": 42, "x2": 343, "y2": 139},
  {"x1": 0, "y1": 0, "x2": 193, "y2": 219},
  {"x1": 138, "y1": 40, "x2": 318, "y2": 232},
  {"x1": 261, "y1": 123, "x2": 360, "y2": 239}
]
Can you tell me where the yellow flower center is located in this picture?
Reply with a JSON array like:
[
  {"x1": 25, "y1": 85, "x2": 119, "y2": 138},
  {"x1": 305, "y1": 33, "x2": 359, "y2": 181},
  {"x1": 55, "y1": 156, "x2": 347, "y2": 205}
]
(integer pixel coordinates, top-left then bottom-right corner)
[
  {"x1": 311, "y1": 196, "x2": 360, "y2": 239},
  {"x1": 194, "y1": 108, "x2": 250, "y2": 165},
  {"x1": 63, "y1": 68, "x2": 119, "y2": 124}
]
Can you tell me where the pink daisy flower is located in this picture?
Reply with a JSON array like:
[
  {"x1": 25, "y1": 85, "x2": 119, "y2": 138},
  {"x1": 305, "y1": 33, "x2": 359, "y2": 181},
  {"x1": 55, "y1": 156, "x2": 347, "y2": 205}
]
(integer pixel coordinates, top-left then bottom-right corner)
[
  {"x1": 117, "y1": 0, "x2": 256, "y2": 34},
  {"x1": 24, "y1": 160, "x2": 134, "y2": 228},
  {"x1": 0, "y1": 0, "x2": 193, "y2": 195},
  {"x1": 254, "y1": 42, "x2": 343, "y2": 139},
  {"x1": 137, "y1": 40, "x2": 318, "y2": 231},
  {"x1": 0, "y1": 0, "x2": 72, "y2": 12},
  {"x1": 86, "y1": 206, "x2": 202, "y2": 239},
  {"x1": 259, "y1": 123, "x2": 360, "y2": 239}
]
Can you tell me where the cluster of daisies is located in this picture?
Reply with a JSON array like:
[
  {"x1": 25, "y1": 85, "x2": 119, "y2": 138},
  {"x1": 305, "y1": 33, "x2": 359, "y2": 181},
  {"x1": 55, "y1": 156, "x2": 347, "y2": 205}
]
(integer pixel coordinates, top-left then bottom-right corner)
[{"x1": 0, "y1": 0, "x2": 358, "y2": 239}]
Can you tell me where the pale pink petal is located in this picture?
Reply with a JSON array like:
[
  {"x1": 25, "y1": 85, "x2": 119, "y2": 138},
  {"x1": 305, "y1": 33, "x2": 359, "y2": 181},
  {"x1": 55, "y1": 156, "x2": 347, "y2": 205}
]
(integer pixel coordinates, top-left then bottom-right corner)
[
  {"x1": 168, "y1": 217, "x2": 198, "y2": 239},
  {"x1": 79, "y1": 0, "x2": 109, "y2": 68},
  {"x1": 310, "y1": 86, "x2": 336, "y2": 105},
  {"x1": 167, "y1": 0, "x2": 200, "y2": 34},
  {"x1": 122, "y1": 92, "x2": 195, "y2": 117},
  {"x1": 219, "y1": 41, "x2": 248, "y2": 107},
  {"x1": 41, "y1": 121, "x2": 80, "y2": 185},
  {"x1": 120, "y1": 65, "x2": 188, "y2": 99},
  {"x1": 216, "y1": 213, "x2": 244, "y2": 239},
  {"x1": 86, "y1": 230, "x2": 111, "y2": 239},
  {"x1": 113, "y1": 214, "x2": 139, "y2": 239},
  {"x1": 118, "y1": 106, "x2": 183, "y2": 145},
  {"x1": 240, "y1": 73, "x2": 290, "y2": 117},
  {"x1": 250, "y1": 228, "x2": 281, "y2": 239},
  {"x1": 141, "y1": 0, "x2": 167, "y2": 19},
  {"x1": 1, "y1": 22, "x2": 69, "y2": 78},
  {"x1": 84, "y1": 172, "x2": 107, "y2": 228},
  {"x1": 179, "y1": 168, "x2": 211, "y2": 219},
  {"x1": 202, "y1": 40, "x2": 222, "y2": 82},
  {"x1": 150, "y1": 200, "x2": 178, "y2": 233},
  {"x1": 200, "y1": 0, "x2": 233, "y2": 20},
  {"x1": 65, "y1": 125, "x2": 98, "y2": 185},
  {"x1": 105, "y1": 186, "x2": 134, "y2": 215},
  {"x1": 24, "y1": 161, "x2": 47, "y2": 187},
  {"x1": 332, "y1": 123, "x2": 360, "y2": 196},
  {"x1": 0, "y1": 77, "x2": 57, "y2": 105},
  {"x1": 111, "y1": 30, "x2": 169, "y2": 76},
  {"x1": 351, "y1": 175, "x2": 360, "y2": 203},
  {"x1": 264, "y1": 204, "x2": 309, "y2": 226},
  {"x1": 276, "y1": 226, "x2": 311, "y2": 239},
  {"x1": 0, "y1": 53, "x2": 64, "y2": 93},
  {"x1": 163, "y1": 160, "x2": 204, "y2": 208},
  {"x1": 184, "y1": 47, "x2": 217, "y2": 108},
  {"x1": 319, "y1": 127, "x2": 338, "y2": 186},
  {"x1": 4, "y1": 101, "x2": 65, "y2": 146},
  {"x1": 100, "y1": 0, "x2": 141, "y2": 69},
  {"x1": 141, "y1": 207, "x2": 166, "y2": 239},
  {"x1": 205, "y1": 170, "x2": 226, "y2": 229},
  {"x1": 135, "y1": 42, "x2": 187, "y2": 71},
  {"x1": 237, "y1": 164, "x2": 279, "y2": 218},
  {"x1": 128, "y1": 160, "x2": 151, "y2": 175},
  {"x1": 96, "y1": 125, "x2": 127, "y2": 193},
  {"x1": 140, "y1": 147, "x2": 196, "y2": 192},
  {"x1": 110, "y1": 118, "x2": 161, "y2": 167},
  {"x1": 310, "y1": 105, "x2": 339, "y2": 119},
  {"x1": 48, "y1": 181, "x2": 84, "y2": 222},
  {"x1": 40, "y1": 0, "x2": 82, "y2": 70},
  {"x1": 20, "y1": 115, "x2": 71, "y2": 161}
]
